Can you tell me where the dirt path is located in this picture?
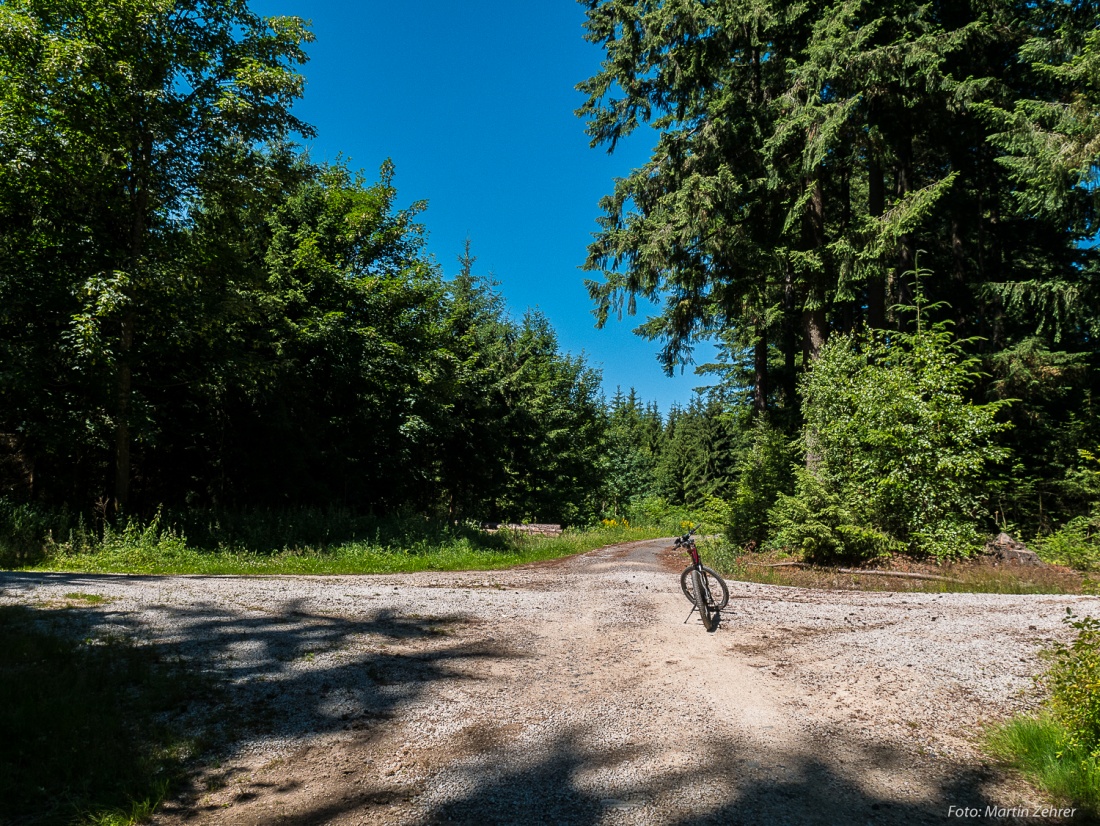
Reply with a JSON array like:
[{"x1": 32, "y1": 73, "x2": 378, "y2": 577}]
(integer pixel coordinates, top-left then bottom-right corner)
[{"x1": 2, "y1": 539, "x2": 1095, "y2": 824}]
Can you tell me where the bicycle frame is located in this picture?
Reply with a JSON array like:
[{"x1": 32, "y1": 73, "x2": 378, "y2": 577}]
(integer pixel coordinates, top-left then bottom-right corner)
[{"x1": 682, "y1": 539, "x2": 712, "y2": 602}]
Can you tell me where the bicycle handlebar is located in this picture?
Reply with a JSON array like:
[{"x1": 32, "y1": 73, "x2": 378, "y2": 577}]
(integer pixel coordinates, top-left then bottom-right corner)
[{"x1": 673, "y1": 527, "x2": 697, "y2": 546}]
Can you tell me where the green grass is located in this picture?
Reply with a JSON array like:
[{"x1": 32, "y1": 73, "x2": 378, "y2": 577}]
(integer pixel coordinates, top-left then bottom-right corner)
[
  {"x1": 987, "y1": 715, "x2": 1100, "y2": 815},
  {"x1": 64, "y1": 592, "x2": 110, "y2": 604},
  {"x1": 19, "y1": 520, "x2": 668, "y2": 576},
  {"x1": 0, "y1": 605, "x2": 213, "y2": 825}
]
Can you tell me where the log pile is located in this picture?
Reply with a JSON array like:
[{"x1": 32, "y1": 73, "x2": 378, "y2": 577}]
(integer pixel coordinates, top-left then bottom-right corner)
[{"x1": 480, "y1": 523, "x2": 563, "y2": 537}]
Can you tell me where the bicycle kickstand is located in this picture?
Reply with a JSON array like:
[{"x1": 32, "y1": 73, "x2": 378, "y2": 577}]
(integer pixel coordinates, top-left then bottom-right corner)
[{"x1": 684, "y1": 607, "x2": 697, "y2": 624}]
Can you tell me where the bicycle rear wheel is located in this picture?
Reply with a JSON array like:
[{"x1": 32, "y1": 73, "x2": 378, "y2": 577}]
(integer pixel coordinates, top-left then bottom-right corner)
[
  {"x1": 691, "y1": 569, "x2": 716, "y2": 631},
  {"x1": 681, "y1": 566, "x2": 729, "y2": 610}
]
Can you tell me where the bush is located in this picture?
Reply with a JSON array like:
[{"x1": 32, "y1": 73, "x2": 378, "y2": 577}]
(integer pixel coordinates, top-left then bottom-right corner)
[
  {"x1": 0, "y1": 500, "x2": 85, "y2": 567},
  {"x1": 1048, "y1": 611, "x2": 1100, "y2": 763},
  {"x1": 1037, "y1": 508, "x2": 1100, "y2": 571},
  {"x1": 769, "y1": 467, "x2": 903, "y2": 561},
  {"x1": 623, "y1": 496, "x2": 690, "y2": 532},
  {"x1": 725, "y1": 418, "x2": 794, "y2": 548},
  {"x1": 770, "y1": 269, "x2": 1010, "y2": 560},
  {"x1": 988, "y1": 610, "x2": 1100, "y2": 813},
  {"x1": 1037, "y1": 449, "x2": 1100, "y2": 571}
]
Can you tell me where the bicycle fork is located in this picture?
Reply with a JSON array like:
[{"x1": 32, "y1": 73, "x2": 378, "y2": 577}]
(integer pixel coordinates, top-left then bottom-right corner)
[{"x1": 683, "y1": 567, "x2": 715, "y2": 623}]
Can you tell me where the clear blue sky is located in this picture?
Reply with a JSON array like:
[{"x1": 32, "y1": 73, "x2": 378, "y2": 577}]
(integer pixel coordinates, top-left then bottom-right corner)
[{"x1": 250, "y1": 0, "x2": 716, "y2": 412}]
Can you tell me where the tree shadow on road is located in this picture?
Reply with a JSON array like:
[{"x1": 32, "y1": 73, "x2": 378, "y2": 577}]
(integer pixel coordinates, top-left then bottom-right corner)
[
  {"x1": 404, "y1": 732, "x2": 1003, "y2": 826},
  {"x1": 0, "y1": 571, "x2": 516, "y2": 737},
  {"x1": 0, "y1": 571, "x2": 521, "y2": 823},
  {"x1": 259, "y1": 724, "x2": 1012, "y2": 826}
]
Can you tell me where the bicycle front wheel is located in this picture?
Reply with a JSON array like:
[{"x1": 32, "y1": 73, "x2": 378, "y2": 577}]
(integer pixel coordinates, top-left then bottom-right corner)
[
  {"x1": 681, "y1": 565, "x2": 729, "y2": 610},
  {"x1": 692, "y1": 569, "x2": 716, "y2": 631}
]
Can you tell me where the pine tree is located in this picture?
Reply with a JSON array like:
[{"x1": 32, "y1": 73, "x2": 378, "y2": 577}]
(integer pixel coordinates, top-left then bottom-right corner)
[{"x1": 577, "y1": 0, "x2": 1100, "y2": 409}]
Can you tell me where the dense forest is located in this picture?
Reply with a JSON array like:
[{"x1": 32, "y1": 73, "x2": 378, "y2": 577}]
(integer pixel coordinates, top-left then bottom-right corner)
[
  {"x1": 1, "y1": 0, "x2": 1099, "y2": 564},
  {"x1": 0, "y1": 0, "x2": 612, "y2": 525},
  {"x1": 578, "y1": 0, "x2": 1100, "y2": 560}
]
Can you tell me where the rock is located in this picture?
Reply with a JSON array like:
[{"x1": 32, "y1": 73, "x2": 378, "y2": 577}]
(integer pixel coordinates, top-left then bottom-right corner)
[{"x1": 984, "y1": 532, "x2": 1043, "y2": 566}]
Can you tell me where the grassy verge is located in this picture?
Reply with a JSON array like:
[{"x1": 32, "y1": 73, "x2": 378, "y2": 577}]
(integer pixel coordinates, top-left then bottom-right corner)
[
  {"x1": 701, "y1": 542, "x2": 1087, "y2": 595},
  {"x1": 987, "y1": 715, "x2": 1100, "y2": 814},
  {"x1": 16, "y1": 519, "x2": 669, "y2": 576},
  {"x1": 0, "y1": 604, "x2": 213, "y2": 825},
  {"x1": 985, "y1": 611, "x2": 1100, "y2": 816}
]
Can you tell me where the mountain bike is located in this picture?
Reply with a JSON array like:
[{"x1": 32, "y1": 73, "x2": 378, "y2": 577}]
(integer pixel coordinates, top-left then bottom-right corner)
[{"x1": 675, "y1": 528, "x2": 728, "y2": 632}]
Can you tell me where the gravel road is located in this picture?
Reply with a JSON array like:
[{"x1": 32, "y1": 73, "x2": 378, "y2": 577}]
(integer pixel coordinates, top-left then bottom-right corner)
[{"x1": 2, "y1": 539, "x2": 1096, "y2": 825}]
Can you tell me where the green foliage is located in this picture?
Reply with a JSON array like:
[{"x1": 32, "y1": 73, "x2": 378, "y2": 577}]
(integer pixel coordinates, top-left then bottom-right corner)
[
  {"x1": 0, "y1": 500, "x2": 86, "y2": 566},
  {"x1": 987, "y1": 714, "x2": 1100, "y2": 814},
  {"x1": 654, "y1": 396, "x2": 739, "y2": 509},
  {"x1": 726, "y1": 417, "x2": 795, "y2": 548},
  {"x1": 623, "y1": 496, "x2": 685, "y2": 530},
  {"x1": 488, "y1": 311, "x2": 607, "y2": 524},
  {"x1": 1037, "y1": 509, "x2": 1100, "y2": 571},
  {"x1": 1049, "y1": 612, "x2": 1100, "y2": 765},
  {"x1": 17, "y1": 510, "x2": 666, "y2": 576},
  {"x1": 984, "y1": 342, "x2": 1098, "y2": 533},
  {"x1": 989, "y1": 612, "x2": 1100, "y2": 814},
  {"x1": 1033, "y1": 449, "x2": 1100, "y2": 570},
  {"x1": 1065, "y1": 448, "x2": 1100, "y2": 505},
  {"x1": 578, "y1": 0, "x2": 1100, "y2": 549},
  {"x1": 0, "y1": 0, "x2": 315, "y2": 508},
  {"x1": 578, "y1": 0, "x2": 1100, "y2": 401},
  {"x1": 769, "y1": 468, "x2": 905, "y2": 561},
  {"x1": 602, "y1": 388, "x2": 663, "y2": 514},
  {"x1": 770, "y1": 272, "x2": 1011, "y2": 560},
  {"x1": 0, "y1": 139, "x2": 609, "y2": 524}
]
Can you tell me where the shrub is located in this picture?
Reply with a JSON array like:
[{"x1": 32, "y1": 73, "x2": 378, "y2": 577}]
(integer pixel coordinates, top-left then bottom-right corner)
[
  {"x1": 0, "y1": 500, "x2": 84, "y2": 566},
  {"x1": 769, "y1": 467, "x2": 903, "y2": 561},
  {"x1": 624, "y1": 496, "x2": 691, "y2": 532},
  {"x1": 1037, "y1": 508, "x2": 1100, "y2": 571},
  {"x1": 1048, "y1": 611, "x2": 1100, "y2": 764},
  {"x1": 988, "y1": 610, "x2": 1100, "y2": 813},
  {"x1": 1037, "y1": 449, "x2": 1100, "y2": 571},
  {"x1": 770, "y1": 268, "x2": 1010, "y2": 560},
  {"x1": 725, "y1": 418, "x2": 794, "y2": 548}
]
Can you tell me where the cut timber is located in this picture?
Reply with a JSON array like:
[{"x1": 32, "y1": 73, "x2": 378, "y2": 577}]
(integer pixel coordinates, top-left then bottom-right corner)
[
  {"x1": 745, "y1": 561, "x2": 810, "y2": 568},
  {"x1": 480, "y1": 523, "x2": 563, "y2": 537},
  {"x1": 838, "y1": 568, "x2": 959, "y2": 583}
]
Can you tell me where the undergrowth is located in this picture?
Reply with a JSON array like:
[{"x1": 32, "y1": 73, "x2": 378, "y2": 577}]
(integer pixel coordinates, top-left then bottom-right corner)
[
  {"x1": 987, "y1": 610, "x2": 1100, "y2": 815},
  {"x1": 1034, "y1": 507, "x2": 1100, "y2": 572},
  {"x1": 702, "y1": 540, "x2": 1083, "y2": 595},
  {"x1": 6, "y1": 508, "x2": 666, "y2": 575}
]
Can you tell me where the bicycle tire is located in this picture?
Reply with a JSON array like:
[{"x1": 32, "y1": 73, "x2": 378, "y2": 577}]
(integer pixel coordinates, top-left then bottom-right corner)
[
  {"x1": 692, "y1": 569, "x2": 716, "y2": 631},
  {"x1": 680, "y1": 565, "x2": 729, "y2": 610}
]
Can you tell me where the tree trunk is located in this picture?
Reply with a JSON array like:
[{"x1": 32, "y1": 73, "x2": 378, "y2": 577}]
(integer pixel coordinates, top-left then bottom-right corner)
[
  {"x1": 114, "y1": 314, "x2": 133, "y2": 510},
  {"x1": 867, "y1": 158, "x2": 886, "y2": 329},
  {"x1": 782, "y1": 262, "x2": 797, "y2": 405},
  {"x1": 802, "y1": 175, "x2": 828, "y2": 363},
  {"x1": 894, "y1": 136, "x2": 914, "y2": 321},
  {"x1": 753, "y1": 322, "x2": 768, "y2": 415},
  {"x1": 802, "y1": 308, "x2": 828, "y2": 364},
  {"x1": 115, "y1": 130, "x2": 151, "y2": 511}
]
